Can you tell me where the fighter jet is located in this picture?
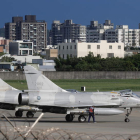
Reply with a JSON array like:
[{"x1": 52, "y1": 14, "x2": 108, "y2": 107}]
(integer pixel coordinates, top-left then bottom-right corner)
[
  {"x1": 0, "y1": 74, "x2": 124, "y2": 120},
  {"x1": 16, "y1": 65, "x2": 140, "y2": 122},
  {"x1": 0, "y1": 73, "x2": 124, "y2": 120},
  {"x1": 0, "y1": 65, "x2": 139, "y2": 123}
]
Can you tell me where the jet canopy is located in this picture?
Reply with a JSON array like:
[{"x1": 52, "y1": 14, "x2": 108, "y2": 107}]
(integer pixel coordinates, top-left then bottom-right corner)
[
  {"x1": 120, "y1": 89, "x2": 140, "y2": 98},
  {"x1": 66, "y1": 89, "x2": 77, "y2": 93}
]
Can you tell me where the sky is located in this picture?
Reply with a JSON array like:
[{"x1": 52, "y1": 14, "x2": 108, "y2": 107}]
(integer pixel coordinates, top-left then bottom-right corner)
[{"x1": 1, "y1": 0, "x2": 140, "y2": 29}]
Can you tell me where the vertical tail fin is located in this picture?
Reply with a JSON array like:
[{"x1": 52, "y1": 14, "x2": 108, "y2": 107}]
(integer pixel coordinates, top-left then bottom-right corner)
[{"x1": 24, "y1": 65, "x2": 63, "y2": 91}]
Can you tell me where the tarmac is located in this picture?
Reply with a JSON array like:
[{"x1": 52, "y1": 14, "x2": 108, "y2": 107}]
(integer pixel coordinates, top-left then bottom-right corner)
[{"x1": 1, "y1": 108, "x2": 140, "y2": 135}]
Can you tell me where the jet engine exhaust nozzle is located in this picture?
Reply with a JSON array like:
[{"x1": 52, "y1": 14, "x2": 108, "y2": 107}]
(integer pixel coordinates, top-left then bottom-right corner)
[{"x1": 18, "y1": 93, "x2": 29, "y2": 105}]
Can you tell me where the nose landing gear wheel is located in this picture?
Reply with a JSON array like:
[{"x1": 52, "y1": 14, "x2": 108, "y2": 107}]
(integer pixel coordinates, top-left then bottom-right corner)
[
  {"x1": 124, "y1": 108, "x2": 132, "y2": 123},
  {"x1": 124, "y1": 118, "x2": 130, "y2": 122},
  {"x1": 15, "y1": 111, "x2": 23, "y2": 118},
  {"x1": 65, "y1": 114, "x2": 74, "y2": 122},
  {"x1": 78, "y1": 115, "x2": 86, "y2": 122},
  {"x1": 26, "y1": 111, "x2": 34, "y2": 118}
]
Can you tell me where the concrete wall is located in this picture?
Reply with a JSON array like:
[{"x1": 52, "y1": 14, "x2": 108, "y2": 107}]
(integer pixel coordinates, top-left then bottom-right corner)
[
  {"x1": 0, "y1": 72, "x2": 26, "y2": 80},
  {"x1": 43, "y1": 71, "x2": 140, "y2": 79},
  {"x1": 1, "y1": 71, "x2": 140, "y2": 80}
]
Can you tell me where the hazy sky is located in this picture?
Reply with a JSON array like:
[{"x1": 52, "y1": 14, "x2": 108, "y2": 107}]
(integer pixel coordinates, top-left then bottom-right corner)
[{"x1": 1, "y1": 0, "x2": 140, "y2": 29}]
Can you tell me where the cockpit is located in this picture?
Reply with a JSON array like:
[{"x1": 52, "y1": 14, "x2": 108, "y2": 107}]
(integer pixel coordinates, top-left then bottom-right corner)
[
  {"x1": 119, "y1": 89, "x2": 140, "y2": 98},
  {"x1": 66, "y1": 89, "x2": 78, "y2": 93}
]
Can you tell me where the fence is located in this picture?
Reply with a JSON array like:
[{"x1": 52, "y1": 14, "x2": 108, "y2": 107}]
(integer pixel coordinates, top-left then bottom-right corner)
[{"x1": 0, "y1": 111, "x2": 139, "y2": 140}]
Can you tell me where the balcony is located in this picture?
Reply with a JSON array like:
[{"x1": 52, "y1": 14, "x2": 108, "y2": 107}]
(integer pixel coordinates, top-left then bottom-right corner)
[{"x1": 20, "y1": 45, "x2": 32, "y2": 49}]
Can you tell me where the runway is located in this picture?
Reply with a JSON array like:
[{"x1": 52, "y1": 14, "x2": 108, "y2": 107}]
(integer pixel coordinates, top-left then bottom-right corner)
[{"x1": 1, "y1": 108, "x2": 140, "y2": 135}]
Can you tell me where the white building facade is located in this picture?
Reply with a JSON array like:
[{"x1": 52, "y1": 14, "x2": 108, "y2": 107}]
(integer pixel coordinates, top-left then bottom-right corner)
[
  {"x1": 9, "y1": 40, "x2": 33, "y2": 55},
  {"x1": 58, "y1": 40, "x2": 124, "y2": 59}
]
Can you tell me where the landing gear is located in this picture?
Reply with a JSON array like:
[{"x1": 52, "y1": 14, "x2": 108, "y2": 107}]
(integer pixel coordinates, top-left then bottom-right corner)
[
  {"x1": 15, "y1": 111, "x2": 23, "y2": 118},
  {"x1": 78, "y1": 115, "x2": 86, "y2": 122},
  {"x1": 65, "y1": 114, "x2": 74, "y2": 122},
  {"x1": 26, "y1": 111, "x2": 34, "y2": 118},
  {"x1": 125, "y1": 118, "x2": 130, "y2": 122},
  {"x1": 124, "y1": 108, "x2": 132, "y2": 122}
]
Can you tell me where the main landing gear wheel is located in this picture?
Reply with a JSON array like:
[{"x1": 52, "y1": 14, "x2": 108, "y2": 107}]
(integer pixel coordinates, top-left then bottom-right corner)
[
  {"x1": 124, "y1": 118, "x2": 130, "y2": 122},
  {"x1": 65, "y1": 114, "x2": 74, "y2": 122},
  {"x1": 15, "y1": 111, "x2": 23, "y2": 118},
  {"x1": 78, "y1": 115, "x2": 86, "y2": 122},
  {"x1": 26, "y1": 111, "x2": 34, "y2": 118},
  {"x1": 124, "y1": 108, "x2": 132, "y2": 123}
]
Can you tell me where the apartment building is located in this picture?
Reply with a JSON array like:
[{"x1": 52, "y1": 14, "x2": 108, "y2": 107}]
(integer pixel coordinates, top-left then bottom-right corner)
[
  {"x1": 87, "y1": 20, "x2": 140, "y2": 47},
  {"x1": 5, "y1": 15, "x2": 47, "y2": 52},
  {"x1": 58, "y1": 40, "x2": 124, "y2": 59},
  {"x1": 87, "y1": 20, "x2": 114, "y2": 43},
  {"x1": 50, "y1": 20, "x2": 86, "y2": 45},
  {"x1": 9, "y1": 40, "x2": 33, "y2": 55}
]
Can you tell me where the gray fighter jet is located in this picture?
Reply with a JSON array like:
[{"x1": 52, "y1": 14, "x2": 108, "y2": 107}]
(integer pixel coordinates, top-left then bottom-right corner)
[
  {"x1": 0, "y1": 65, "x2": 139, "y2": 123},
  {"x1": 0, "y1": 74, "x2": 124, "y2": 120},
  {"x1": 16, "y1": 65, "x2": 140, "y2": 122}
]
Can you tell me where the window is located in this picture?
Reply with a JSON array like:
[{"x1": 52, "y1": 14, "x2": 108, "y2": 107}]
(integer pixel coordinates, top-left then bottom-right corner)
[
  {"x1": 63, "y1": 46, "x2": 64, "y2": 49},
  {"x1": 118, "y1": 46, "x2": 121, "y2": 49},
  {"x1": 29, "y1": 50, "x2": 32, "y2": 55},
  {"x1": 70, "y1": 54, "x2": 72, "y2": 57},
  {"x1": 67, "y1": 46, "x2": 68, "y2": 49},
  {"x1": 75, "y1": 45, "x2": 76, "y2": 49},
  {"x1": 59, "y1": 46, "x2": 60, "y2": 50},
  {"x1": 70, "y1": 46, "x2": 72, "y2": 49},
  {"x1": 63, "y1": 54, "x2": 64, "y2": 59},
  {"x1": 97, "y1": 45, "x2": 100, "y2": 49},
  {"x1": 109, "y1": 45, "x2": 112, "y2": 49},
  {"x1": 107, "y1": 53, "x2": 114, "y2": 58},
  {"x1": 88, "y1": 45, "x2": 91, "y2": 49}
]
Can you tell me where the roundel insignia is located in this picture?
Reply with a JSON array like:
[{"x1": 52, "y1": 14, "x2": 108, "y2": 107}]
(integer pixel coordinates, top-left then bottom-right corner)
[{"x1": 37, "y1": 96, "x2": 41, "y2": 100}]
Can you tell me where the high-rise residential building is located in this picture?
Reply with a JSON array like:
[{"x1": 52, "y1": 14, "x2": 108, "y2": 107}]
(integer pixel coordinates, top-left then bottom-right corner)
[
  {"x1": 87, "y1": 20, "x2": 114, "y2": 43},
  {"x1": 50, "y1": 20, "x2": 86, "y2": 45},
  {"x1": 5, "y1": 17, "x2": 23, "y2": 40},
  {"x1": 5, "y1": 15, "x2": 47, "y2": 52},
  {"x1": 87, "y1": 20, "x2": 140, "y2": 47},
  {"x1": 51, "y1": 20, "x2": 62, "y2": 45}
]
